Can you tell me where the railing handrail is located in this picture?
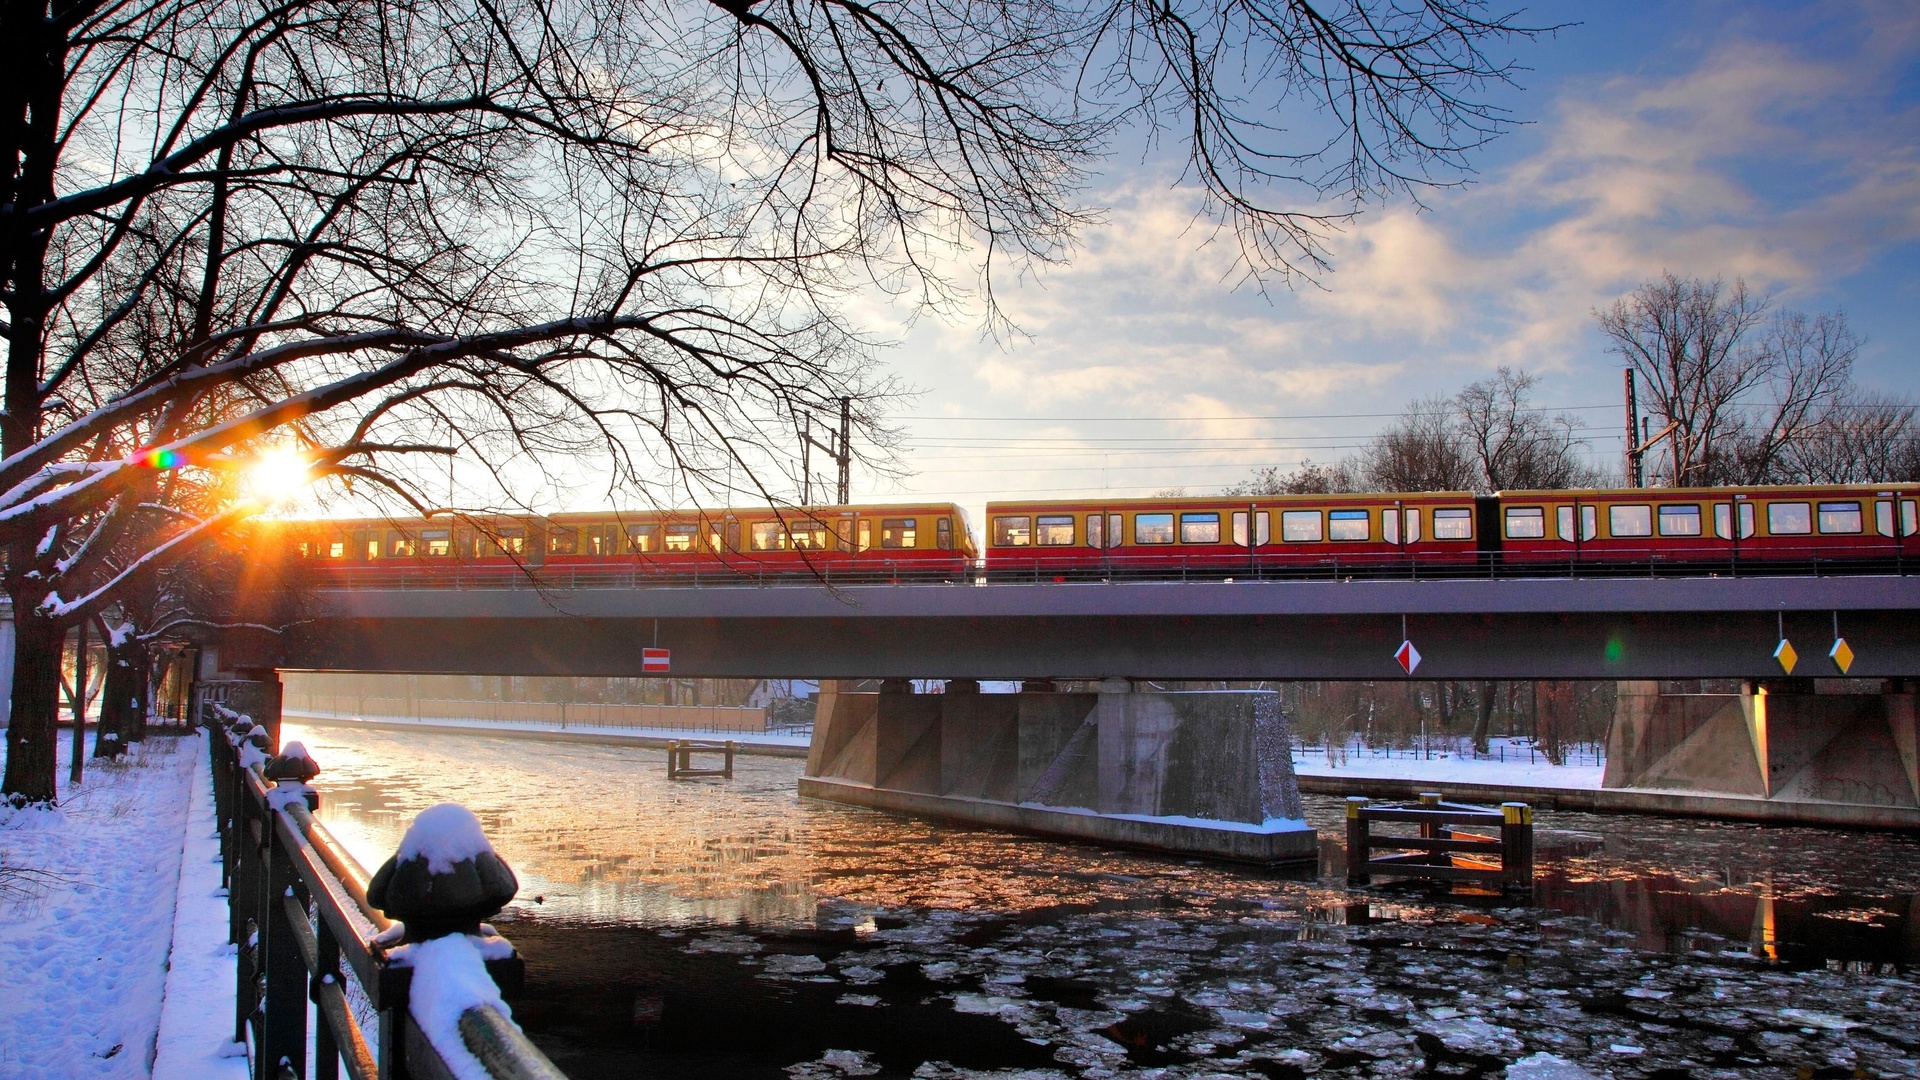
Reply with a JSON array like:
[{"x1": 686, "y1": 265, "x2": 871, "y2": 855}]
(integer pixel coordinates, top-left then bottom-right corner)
[{"x1": 209, "y1": 703, "x2": 563, "y2": 1080}]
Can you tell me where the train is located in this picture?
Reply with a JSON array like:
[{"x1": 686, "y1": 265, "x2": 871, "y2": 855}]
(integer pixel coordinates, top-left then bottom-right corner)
[{"x1": 263, "y1": 483, "x2": 1920, "y2": 583}]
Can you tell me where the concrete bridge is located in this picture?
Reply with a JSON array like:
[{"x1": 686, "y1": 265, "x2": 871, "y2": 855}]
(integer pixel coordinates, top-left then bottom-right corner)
[{"x1": 263, "y1": 574, "x2": 1920, "y2": 681}]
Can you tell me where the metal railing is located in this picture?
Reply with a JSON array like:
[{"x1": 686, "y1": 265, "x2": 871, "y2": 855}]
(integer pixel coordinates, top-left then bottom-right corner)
[
  {"x1": 208, "y1": 705, "x2": 564, "y2": 1080},
  {"x1": 305, "y1": 545, "x2": 1912, "y2": 593}
]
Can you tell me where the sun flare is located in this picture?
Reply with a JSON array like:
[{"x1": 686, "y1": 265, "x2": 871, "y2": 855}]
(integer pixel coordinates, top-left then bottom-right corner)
[{"x1": 245, "y1": 448, "x2": 313, "y2": 505}]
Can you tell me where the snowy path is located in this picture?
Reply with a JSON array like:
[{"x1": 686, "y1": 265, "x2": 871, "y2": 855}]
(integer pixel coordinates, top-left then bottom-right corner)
[
  {"x1": 0, "y1": 731, "x2": 199, "y2": 1078},
  {"x1": 1291, "y1": 750, "x2": 1605, "y2": 790}
]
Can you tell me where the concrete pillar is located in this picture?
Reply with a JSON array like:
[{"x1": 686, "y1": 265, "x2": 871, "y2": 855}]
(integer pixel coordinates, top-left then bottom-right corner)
[
  {"x1": 1017, "y1": 689, "x2": 1099, "y2": 808},
  {"x1": 938, "y1": 681, "x2": 1020, "y2": 801},
  {"x1": 804, "y1": 680, "x2": 878, "y2": 784},
  {"x1": 1604, "y1": 680, "x2": 1920, "y2": 808},
  {"x1": 874, "y1": 679, "x2": 941, "y2": 793}
]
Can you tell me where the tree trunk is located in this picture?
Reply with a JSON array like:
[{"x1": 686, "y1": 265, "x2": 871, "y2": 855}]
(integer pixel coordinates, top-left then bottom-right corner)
[
  {"x1": 3, "y1": 614, "x2": 68, "y2": 805},
  {"x1": 66, "y1": 619, "x2": 88, "y2": 784},
  {"x1": 1472, "y1": 680, "x2": 1495, "y2": 754},
  {"x1": 95, "y1": 633, "x2": 150, "y2": 758}
]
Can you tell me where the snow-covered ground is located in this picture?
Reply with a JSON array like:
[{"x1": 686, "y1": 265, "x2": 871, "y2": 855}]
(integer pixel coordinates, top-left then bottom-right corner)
[
  {"x1": 0, "y1": 730, "x2": 240, "y2": 1079},
  {"x1": 1291, "y1": 737, "x2": 1605, "y2": 790}
]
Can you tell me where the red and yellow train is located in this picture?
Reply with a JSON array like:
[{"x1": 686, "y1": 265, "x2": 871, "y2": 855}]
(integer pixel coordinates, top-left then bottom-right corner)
[{"x1": 264, "y1": 483, "x2": 1920, "y2": 583}]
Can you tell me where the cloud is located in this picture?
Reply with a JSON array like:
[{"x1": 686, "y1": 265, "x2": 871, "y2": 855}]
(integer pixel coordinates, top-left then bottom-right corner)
[{"x1": 871, "y1": 5, "x2": 1920, "y2": 507}]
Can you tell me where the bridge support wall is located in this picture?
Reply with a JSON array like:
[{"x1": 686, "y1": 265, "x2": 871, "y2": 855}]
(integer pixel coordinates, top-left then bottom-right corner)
[
  {"x1": 1604, "y1": 681, "x2": 1920, "y2": 811},
  {"x1": 800, "y1": 682, "x2": 1316, "y2": 863}
]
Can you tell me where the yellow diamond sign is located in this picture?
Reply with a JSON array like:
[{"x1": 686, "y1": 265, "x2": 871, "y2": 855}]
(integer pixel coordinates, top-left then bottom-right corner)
[
  {"x1": 1774, "y1": 638, "x2": 1798, "y2": 674},
  {"x1": 1830, "y1": 637, "x2": 1854, "y2": 674}
]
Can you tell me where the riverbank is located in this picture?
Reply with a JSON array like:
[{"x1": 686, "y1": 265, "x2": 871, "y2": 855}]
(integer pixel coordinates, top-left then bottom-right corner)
[
  {"x1": 0, "y1": 731, "x2": 244, "y2": 1079},
  {"x1": 284, "y1": 709, "x2": 812, "y2": 756}
]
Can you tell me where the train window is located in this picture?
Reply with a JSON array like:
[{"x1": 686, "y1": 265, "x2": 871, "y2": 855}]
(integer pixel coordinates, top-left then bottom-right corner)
[
  {"x1": 584, "y1": 528, "x2": 609, "y2": 555},
  {"x1": 1767, "y1": 502, "x2": 1811, "y2": 535},
  {"x1": 1904, "y1": 500, "x2": 1918, "y2": 536},
  {"x1": 723, "y1": 522, "x2": 739, "y2": 552},
  {"x1": 1328, "y1": 510, "x2": 1369, "y2": 541},
  {"x1": 1281, "y1": 510, "x2": 1322, "y2": 542},
  {"x1": 1231, "y1": 511, "x2": 1271, "y2": 546},
  {"x1": 791, "y1": 523, "x2": 829, "y2": 549},
  {"x1": 1135, "y1": 513, "x2": 1175, "y2": 544},
  {"x1": 750, "y1": 522, "x2": 784, "y2": 550},
  {"x1": 835, "y1": 520, "x2": 855, "y2": 553},
  {"x1": 937, "y1": 517, "x2": 954, "y2": 550},
  {"x1": 296, "y1": 540, "x2": 315, "y2": 558},
  {"x1": 664, "y1": 523, "x2": 698, "y2": 551},
  {"x1": 1180, "y1": 512, "x2": 1220, "y2": 544},
  {"x1": 1877, "y1": 501, "x2": 1895, "y2": 537},
  {"x1": 1433, "y1": 508, "x2": 1473, "y2": 540},
  {"x1": 858, "y1": 520, "x2": 872, "y2": 551},
  {"x1": 388, "y1": 531, "x2": 417, "y2": 557},
  {"x1": 1406, "y1": 508, "x2": 1422, "y2": 543},
  {"x1": 1505, "y1": 507, "x2": 1545, "y2": 539},
  {"x1": 423, "y1": 530, "x2": 452, "y2": 556},
  {"x1": 1657, "y1": 505, "x2": 1701, "y2": 536},
  {"x1": 994, "y1": 516, "x2": 1032, "y2": 546},
  {"x1": 547, "y1": 527, "x2": 578, "y2": 555},
  {"x1": 1034, "y1": 516, "x2": 1072, "y2": 546},
  {"x1": 1818, "y1": 502, "x2": 1862, "y2": 534},
  {"x1": 498, "y1": 528, "x2": 526, "y2": 555},
  {"x1": 881, "y1": 518, "x2": 920, "y2": 548},
  {"x1": 1556, "y1": 506, "x2": 1575, "y2": 541},
  {"x1": 1608, "y1": 505, "x2": 1651, "y2": 538},
  {"x1": 1382, "y1": 509, "x2": 1398, "y2": 544},
  {"x1": 627, "y1": 524, "x2": 657, "y2": 553},
  {"x1": 328, "y1": 540, "x2": 347, "y2": 558}
]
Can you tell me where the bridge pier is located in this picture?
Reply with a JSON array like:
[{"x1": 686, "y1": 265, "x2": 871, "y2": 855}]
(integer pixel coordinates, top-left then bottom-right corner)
[
  {"x1": 801, "y1": 681, "x2": 1316, "y2": 863},
  {"x1": 1604, "y1": 680, "x2": 1920, "y2": 813}
]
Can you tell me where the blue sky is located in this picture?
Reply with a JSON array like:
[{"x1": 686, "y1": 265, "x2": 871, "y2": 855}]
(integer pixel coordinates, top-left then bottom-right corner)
[{"x1": 844, "y1": 0, "x2": 1920, "y2": 516}]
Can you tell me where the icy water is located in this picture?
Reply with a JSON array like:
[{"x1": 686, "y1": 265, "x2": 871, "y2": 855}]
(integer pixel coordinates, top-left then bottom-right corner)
[{"x1": 283, "y1": 722, "x2": 1920, "y2": 1080}]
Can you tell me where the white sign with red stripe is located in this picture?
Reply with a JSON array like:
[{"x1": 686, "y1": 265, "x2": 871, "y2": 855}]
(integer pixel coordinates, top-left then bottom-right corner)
[
  {"x1": 642, "y1": 647, "x2": 671, "y2": 673},
  {"x1": 1395, "y1": 640, "x2": 1421, "y2": 675}
]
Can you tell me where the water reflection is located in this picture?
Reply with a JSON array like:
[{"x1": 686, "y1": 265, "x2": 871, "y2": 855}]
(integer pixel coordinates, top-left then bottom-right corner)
[{"x1": 288, "y1": 721, "x2": 1920, "y2": 968}]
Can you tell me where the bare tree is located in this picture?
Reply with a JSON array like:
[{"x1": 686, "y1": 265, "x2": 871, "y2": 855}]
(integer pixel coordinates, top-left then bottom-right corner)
[
  {"x1": 2, "y1": 0, "x2": 1544, "y2": 803},
  {"x1": 1594, "y1": 275, "x2": 1875, "y2": 485},
  {"x1": 1454, "y1": 367, "x2": 1597, "y2": 490},
  {"x1": 1350, "y1": 395, "x2": 1477, "y2": 491}
]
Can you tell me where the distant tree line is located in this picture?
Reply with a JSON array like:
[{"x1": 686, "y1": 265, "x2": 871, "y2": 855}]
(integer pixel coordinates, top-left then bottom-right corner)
[{"x1": 1229, "y1": 274, "x2": 1917, "y2": 498}]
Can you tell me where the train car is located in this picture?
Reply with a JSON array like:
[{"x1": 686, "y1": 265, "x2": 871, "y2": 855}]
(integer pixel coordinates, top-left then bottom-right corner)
[
  {"x1": 981, "y1": 492, "x2": 1484, "y2": 580},
  {"x1": 1493, "y1": 484, "x2": 1920, "y2": 569},
  {"x1": 270, "y1": 502, "x2": 978, "y2": 583}
]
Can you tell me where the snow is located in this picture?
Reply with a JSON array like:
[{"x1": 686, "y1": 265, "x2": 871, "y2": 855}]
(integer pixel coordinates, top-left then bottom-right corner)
[
  {"x1": 404, "y1": 933, "x2": 511, "y2": 1080},
  {"x1": 396, "y1": 803, "x2": 496, "y2": 874},
  {"x1": 1292, "y1": 742, "x2": 1604, "y2": 791},
  {"x1": 152, "y1": 734, "x2": 248, "y2": 1078},
  {"x1": 0, "y1": 731, "x2": 198, "y2": 1078}
]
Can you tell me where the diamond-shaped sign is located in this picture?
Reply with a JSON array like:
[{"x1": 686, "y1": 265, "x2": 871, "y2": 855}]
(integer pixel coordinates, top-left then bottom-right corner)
[
  {"x1": 1830, "y1": 637, "x2": 1854, "y2": 675},
  {"x1": 1395, "y1": 639, "x2": 1421, "y2": 675},
  {"x1": 1774, "y1": 638, "x2": 1798, "y2": 675}
]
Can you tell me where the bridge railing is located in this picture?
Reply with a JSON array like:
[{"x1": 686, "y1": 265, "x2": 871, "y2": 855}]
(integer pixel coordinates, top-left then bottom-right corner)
[
  {"x1": 303, "y1": 543, "x2": 1910, "y2": 591},
  {"x1": 209, "y1": 705, "x2": 563, "y2": 1080}
]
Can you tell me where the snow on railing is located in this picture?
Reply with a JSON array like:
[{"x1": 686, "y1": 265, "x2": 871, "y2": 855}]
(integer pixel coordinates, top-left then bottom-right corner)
[{"x1": 208, "y1": 708, "x2": 562, "y2": 1079}]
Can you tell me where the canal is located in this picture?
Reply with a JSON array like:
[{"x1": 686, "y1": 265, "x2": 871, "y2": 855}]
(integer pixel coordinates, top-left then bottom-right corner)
[{"x1": 284, "y1": 721, "x2": 1920, "y2": 1080}]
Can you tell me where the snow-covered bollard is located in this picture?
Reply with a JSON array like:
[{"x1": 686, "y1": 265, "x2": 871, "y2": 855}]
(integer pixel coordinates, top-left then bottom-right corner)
[
  {"x1": 367, "y1": 803, "x2": 520, "y2": 943},
  {"x1": 263, "y1": 742, "x2": 321, "y2": 812},
  {"x1": 369, "y1": 805, "x2": 550, "y2": 1079}
]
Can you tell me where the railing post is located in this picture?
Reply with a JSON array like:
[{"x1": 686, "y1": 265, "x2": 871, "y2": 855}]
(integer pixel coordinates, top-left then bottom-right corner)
[
  {"x1": 1501, "y1": 802, "x2": 1534, "y2": 894},
  {"x1": 1345, "y1": 797, "x2": 1371, "y2": 885},
  {"x1": 262, "y1": 831, "x2": 307, "y2": 1079},
  {"x1": 1418, "y1": 792, "x2": 1443, "y2": 866}
]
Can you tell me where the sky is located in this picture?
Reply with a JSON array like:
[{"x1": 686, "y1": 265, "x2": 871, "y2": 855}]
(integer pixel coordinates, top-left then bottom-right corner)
[{"x1": 831, "y1": 0, "x2": 1920, "y2": 522}]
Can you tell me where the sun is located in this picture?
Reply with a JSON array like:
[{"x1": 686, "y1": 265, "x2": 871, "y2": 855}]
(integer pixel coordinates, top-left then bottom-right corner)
[{"x1": 245, "y1": 448, "x2": 313, "y2": 505}]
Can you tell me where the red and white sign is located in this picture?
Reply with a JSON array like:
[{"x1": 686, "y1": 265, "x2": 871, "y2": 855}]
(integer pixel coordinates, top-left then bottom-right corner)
[
  {"x1": 642, "y1": 647, "x2": 671, "y2": 673},
  {"x1": 1394, "y1": 640, "x2": 1421, "y2": 675}
]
